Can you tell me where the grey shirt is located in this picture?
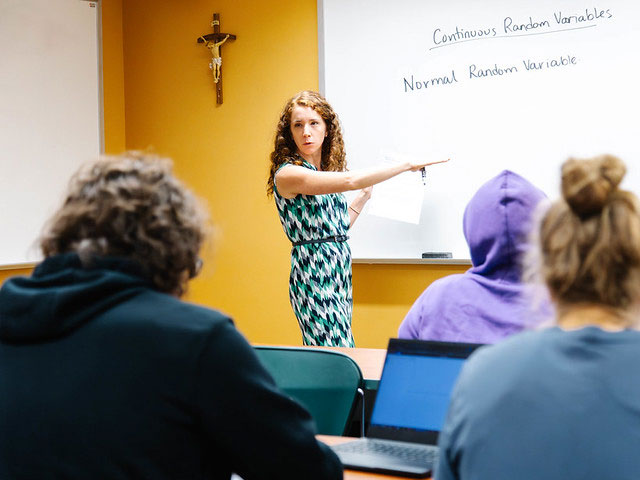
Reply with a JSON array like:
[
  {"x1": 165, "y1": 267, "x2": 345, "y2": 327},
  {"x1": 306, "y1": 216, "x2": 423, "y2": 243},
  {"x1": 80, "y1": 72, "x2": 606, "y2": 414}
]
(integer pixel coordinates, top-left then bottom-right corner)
[{"x1": 437, "y1": 326, "x2": 640, "y2": 480}]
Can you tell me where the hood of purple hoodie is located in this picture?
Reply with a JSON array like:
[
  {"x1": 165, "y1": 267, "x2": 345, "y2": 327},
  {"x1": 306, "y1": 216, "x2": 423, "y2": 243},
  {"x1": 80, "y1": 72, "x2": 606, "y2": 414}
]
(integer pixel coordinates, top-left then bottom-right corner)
[
  {"x1": 464, "y1": 169, "x2": 544, "y2": 280},
  {"x1": 398, "y1": 170, "x2": 553, "y2": 344}
]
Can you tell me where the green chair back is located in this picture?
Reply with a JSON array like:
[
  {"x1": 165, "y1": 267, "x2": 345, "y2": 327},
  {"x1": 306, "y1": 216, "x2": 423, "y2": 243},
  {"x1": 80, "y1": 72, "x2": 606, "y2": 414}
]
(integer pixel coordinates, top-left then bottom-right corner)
[{"x1": 254, "y1": 346, "x2": 363, "y2": 436}]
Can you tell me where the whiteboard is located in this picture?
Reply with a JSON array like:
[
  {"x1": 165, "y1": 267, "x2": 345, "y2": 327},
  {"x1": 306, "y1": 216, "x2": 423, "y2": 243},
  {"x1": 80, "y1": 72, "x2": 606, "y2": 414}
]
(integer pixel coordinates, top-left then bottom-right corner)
[
  {"x1": 319, "y1": 0, "x2": 639, "y2": 261},
  {"x1": 0, "y1": 0, "x2": 102, "y2": 266}
]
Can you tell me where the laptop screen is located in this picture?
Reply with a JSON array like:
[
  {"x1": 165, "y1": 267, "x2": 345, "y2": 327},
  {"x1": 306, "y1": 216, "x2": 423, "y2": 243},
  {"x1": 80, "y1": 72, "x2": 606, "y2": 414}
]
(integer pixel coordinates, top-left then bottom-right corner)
[{"x1": 368, "y1": 339, "x2": 483, "y2": 444}]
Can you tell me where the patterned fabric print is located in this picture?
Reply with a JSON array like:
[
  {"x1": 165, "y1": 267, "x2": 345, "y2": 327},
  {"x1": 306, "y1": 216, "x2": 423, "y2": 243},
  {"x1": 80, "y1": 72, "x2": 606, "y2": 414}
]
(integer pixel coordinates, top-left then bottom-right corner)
[{"x1": 274, "y1": 161, "x2": 355, "y2": 347}]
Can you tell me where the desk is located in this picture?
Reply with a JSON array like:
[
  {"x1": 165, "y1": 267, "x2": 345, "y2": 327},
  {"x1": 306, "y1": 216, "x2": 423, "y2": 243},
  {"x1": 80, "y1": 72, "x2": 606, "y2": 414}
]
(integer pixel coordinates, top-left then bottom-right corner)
[
  {"x1": 256, "y1": 345, "x2": 386, "y2": 388},
  {"x1": 318, "y1": 435, "x2": 433, "y2": 480},
  {"x1": 310, "y1": 346, "x2": 386, "y2": 389}
]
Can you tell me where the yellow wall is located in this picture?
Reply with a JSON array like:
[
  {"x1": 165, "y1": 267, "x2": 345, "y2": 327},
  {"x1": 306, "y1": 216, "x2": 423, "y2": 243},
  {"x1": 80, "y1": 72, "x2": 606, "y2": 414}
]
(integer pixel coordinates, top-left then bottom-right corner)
[
  {"x1": 117, "y1": 0, "x2": 467, "y2": 347},
  {"x1": 0, "y1": 268, "x2": 33, "y2": 286},
  {"x1": 0, "y1": 0, "x2": 467, "y2": 347}
]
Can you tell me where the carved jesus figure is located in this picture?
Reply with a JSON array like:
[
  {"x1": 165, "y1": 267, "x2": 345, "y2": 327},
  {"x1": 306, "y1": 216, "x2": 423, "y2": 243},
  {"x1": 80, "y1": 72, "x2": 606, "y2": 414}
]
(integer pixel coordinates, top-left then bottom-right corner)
[{"x1": 201, "y1": 35, "x2": 230, "y2": 83}]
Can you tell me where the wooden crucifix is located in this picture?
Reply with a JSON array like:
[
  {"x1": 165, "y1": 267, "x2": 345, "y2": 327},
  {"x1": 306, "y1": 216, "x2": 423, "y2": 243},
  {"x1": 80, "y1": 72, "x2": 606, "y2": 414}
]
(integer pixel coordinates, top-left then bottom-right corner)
[{"x1": 197, "y1": 13, "x2": 236, "y2": 104}]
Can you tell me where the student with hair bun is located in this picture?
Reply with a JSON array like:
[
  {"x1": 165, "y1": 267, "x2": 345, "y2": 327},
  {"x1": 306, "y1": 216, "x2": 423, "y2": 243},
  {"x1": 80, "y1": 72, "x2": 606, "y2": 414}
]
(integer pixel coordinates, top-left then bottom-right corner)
[{"x1": 437, "y1": 155, "x2": 640, "y2": 480}]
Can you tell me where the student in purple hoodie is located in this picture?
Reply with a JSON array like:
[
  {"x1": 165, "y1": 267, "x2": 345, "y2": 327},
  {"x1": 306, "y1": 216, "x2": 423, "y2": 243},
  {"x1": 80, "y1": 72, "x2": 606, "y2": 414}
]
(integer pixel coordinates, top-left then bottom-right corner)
[{"x1": 398, "y1": 170, "x2": 552, "y2": 344}]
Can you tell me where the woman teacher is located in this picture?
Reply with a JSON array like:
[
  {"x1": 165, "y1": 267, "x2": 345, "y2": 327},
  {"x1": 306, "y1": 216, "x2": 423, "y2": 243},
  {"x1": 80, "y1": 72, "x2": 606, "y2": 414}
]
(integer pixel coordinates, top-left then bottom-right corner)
[{"x1": 267, "y1": 90, "x2": 447, "y2": 346}]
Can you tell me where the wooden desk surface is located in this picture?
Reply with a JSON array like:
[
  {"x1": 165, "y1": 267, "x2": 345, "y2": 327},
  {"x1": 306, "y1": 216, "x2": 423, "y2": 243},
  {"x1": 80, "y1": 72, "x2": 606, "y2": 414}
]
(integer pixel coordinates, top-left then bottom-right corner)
[
  {"x1": 318, "y1": 435, "x2": 433, "y2": 480},
  {"x1": 311, "y1": 346, "x2": 386, "y2": 383},
  {"x1": 254, "y1": 345, "x2": 386, "y2": 387}
]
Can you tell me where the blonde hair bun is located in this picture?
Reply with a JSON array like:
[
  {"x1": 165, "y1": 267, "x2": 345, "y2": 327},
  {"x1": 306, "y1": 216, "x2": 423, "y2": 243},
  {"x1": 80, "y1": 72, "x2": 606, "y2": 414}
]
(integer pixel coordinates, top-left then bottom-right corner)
[{"x1": 561, "y1": 154, "x2": 626, "y2": 217}]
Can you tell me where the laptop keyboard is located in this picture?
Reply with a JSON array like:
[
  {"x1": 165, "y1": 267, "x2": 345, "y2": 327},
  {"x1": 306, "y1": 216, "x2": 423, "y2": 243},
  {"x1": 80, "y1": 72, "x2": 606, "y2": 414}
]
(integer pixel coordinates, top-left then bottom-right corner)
[{"x1": 333, "y1": 439, "x2": 439, "y2": 465}]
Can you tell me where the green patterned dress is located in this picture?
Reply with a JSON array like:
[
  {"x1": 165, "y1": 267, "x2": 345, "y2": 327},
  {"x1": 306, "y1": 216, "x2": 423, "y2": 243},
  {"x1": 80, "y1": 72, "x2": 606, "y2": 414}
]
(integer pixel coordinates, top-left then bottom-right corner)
[{"x1": 274, "y1": 161, "x2": 355, "y2": 347}]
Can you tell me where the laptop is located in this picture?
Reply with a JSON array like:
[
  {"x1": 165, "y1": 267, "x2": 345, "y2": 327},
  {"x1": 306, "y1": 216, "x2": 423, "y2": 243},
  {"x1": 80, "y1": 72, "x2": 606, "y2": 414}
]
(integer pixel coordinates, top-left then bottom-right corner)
[{"x1": 331, "y1": 338, "x2": 483, "y2": 478}]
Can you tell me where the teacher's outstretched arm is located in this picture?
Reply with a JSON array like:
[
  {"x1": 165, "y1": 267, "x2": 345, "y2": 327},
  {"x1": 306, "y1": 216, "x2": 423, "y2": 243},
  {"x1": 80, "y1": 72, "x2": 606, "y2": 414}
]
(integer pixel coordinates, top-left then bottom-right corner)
[{"x1": 275, "y1": 158, "x2": 449, "y2": 199}]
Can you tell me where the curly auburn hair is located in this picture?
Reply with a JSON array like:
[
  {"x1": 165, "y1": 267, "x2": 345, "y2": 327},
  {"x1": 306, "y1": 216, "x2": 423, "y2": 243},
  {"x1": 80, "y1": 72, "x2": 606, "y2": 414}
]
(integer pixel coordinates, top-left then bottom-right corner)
[
  {"x1": 40, "y1": 152, "x2": 208, "y2": 297},
  {"x1": 536, "y1": 154, "x2": 640, "y2": 315},
  {"x1": 267, "y1": 90, "x2": 347, "y2": 196}
]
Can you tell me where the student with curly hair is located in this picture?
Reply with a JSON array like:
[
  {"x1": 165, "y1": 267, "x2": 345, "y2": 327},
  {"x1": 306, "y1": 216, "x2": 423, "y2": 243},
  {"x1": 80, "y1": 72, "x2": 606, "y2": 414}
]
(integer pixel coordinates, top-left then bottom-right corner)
[
  {"x1": 437, "y1": 155, "x2": 640, "y2": 480},
  {"x1": 268, "y1": 90, "x2": 447, "y2": 346},
  {"x1": 0, "y1": 153, "x2": 342, "y2": 480}
]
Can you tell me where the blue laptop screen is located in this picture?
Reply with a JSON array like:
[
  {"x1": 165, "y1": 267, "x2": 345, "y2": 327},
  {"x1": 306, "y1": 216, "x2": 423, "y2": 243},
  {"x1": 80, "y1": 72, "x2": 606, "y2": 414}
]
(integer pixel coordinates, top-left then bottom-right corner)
[{"x1": 370, "y1": 352, "x2": 466, "y2": 432}]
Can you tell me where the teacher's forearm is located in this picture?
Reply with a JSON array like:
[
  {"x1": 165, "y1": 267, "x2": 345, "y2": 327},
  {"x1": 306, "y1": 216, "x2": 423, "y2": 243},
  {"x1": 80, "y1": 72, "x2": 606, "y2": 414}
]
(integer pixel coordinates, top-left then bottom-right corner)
[
  {"x1": 345, "y1": 162, "x2": 410, "y2": 190},
  {"x1": 348, "y1": 190, "x2": 371, "y2": 228}
]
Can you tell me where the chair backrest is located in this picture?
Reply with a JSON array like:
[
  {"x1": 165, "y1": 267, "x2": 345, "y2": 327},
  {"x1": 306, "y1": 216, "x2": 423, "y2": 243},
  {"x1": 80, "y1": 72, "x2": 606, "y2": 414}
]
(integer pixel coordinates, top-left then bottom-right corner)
[{"x1": 253, "y1": 346, "x2": 364, "y2": 436}]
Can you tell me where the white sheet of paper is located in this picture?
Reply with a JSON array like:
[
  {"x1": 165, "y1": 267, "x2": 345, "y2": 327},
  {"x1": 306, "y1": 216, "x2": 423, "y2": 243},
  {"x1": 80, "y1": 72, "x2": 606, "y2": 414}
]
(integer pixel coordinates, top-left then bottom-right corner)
[{"x1": 365, "y1": 153, "x2": 425, "y2": 224}]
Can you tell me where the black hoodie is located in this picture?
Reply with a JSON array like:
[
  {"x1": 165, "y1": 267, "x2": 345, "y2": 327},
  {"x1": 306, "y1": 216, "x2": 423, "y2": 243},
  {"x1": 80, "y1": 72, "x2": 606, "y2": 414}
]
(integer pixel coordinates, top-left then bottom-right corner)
[{"x1": 0, "y1": 253, "x2": 342, "y2": 480}]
